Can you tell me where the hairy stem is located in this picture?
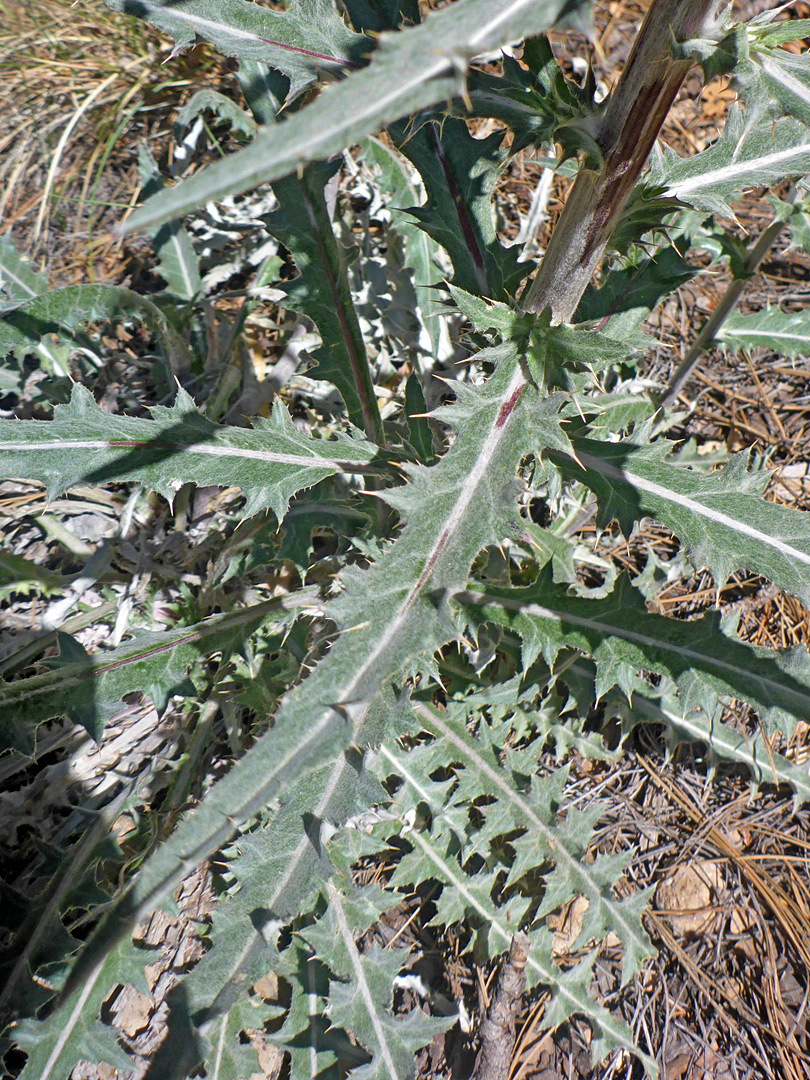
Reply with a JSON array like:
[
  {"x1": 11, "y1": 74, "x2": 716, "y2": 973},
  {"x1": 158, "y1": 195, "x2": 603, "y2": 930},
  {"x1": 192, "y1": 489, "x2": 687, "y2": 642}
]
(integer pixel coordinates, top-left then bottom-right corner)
[{"x1": 522, "y1": 0, "x2": 725, "y2": 323}]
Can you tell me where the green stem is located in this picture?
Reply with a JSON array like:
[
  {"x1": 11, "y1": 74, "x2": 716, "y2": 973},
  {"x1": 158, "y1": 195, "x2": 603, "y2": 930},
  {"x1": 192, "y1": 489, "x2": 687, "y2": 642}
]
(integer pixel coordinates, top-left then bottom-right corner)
[{"x1": 657, "y1": 188, "x2": 798, "y2": 410}]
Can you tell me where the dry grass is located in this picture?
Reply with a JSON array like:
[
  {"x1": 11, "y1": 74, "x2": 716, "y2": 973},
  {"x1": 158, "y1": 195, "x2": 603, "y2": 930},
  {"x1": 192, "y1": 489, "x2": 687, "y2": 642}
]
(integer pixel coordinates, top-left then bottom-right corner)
[{"x1": 0, "y1": 0, "x2": 230, "y2": 285}]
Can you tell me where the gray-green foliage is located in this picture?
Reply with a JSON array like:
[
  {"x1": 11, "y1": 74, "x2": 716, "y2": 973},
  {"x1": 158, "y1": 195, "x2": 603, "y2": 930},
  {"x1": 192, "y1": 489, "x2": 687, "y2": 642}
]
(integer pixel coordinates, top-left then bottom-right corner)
[{"x1": 3, "y1": 0, "x2": 810, "y2": 1077}]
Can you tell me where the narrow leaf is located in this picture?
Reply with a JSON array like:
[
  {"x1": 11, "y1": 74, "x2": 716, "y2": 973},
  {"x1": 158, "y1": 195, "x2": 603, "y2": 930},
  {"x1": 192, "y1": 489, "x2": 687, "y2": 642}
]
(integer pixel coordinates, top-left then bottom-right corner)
[
  {"x1": 0, "y1": 283, "x2": 187, "y2": 366},
  {"x1": 322, "y1": 882, "x2": 453, "y2": 1080},
  {"x1": 455, "y1": 573, "x2": 810, "y2": 733},
  {"x1": 0, "y1": 599, "x2": 297, "y2": 752},
  {"x1": 390, "y1": 117, "x2": 527, "y2": 301},
  {"x1": 52, "y1": 350, "x2": 563, "y2": 1028},
  {"x1": 262, "y1": 162, "x2": 384, "y2": 440},
  {"x1": 138, "y1": 144, "x2": 202, "y2": 301},
  {"x1": 629, "y1": 690, "x2": 810, "y2": 806},
  {"x1": 656, "y1": 105, "x2": 810, "y2": 217}
]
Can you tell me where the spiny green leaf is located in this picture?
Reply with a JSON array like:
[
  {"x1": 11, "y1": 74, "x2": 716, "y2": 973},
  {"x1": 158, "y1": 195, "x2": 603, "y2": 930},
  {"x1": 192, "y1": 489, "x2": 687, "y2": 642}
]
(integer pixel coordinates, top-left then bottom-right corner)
[
  {"x1": 450, "y1": 288, "x2": 635, "y2": 387},
  {"x1": 0, "y1": 600, "x2": 291, "y2": 753},
  {"x1": 390, "y1": 117, "x2": 527, "y2": 301},
  {"x1": 766, "y1": 189, "x2": 810, "y2": 254},
  {"x1": 626, "y1": 687, "x2": 810, "y2": 806},
  {"x1": 120, "y1": 0, "x2": 593, "y2": 234},
  {"x1": 717, "y1": 15, "x2": 810, "y2": 127},
  {"x1": 0, "y1": 783, "x2": 137, "y2": 1023},
  {"x1": 575, "y1": 243, "x2": 696, "y2": 338},
  {"x1": 261, "y1": 161, "x2": 383, "y2": 440},
  {"x1": 362, "y1": 749, "x2": 653, "y2": 1074},
  {"x1": 558, "y1": 438, "x2": 810, "y2": 607},
  {"x1": 181, "y1": 753, "x2": 385, "y2": 1030},
  {"x1": 174, "y1": 88, "x2": 258, "y2": 141},
  {"x1": 166, "y1": 356, "x2": 568, "y2": 1049},
  {"x1": 341, "y1": 0, "x2": 420, "y2": 35},
  {"x1": 322, "y1": 892, "x2": 453, "y2": 1080},
  {"x1": 301, "y1": 866, "x2": 394, "y2": 965},
  {"x1": 104, "y1": 0, "x2": 367, "y2": 103},
  {"x1": 138, "y1": 144, "x2": 202, "y2": 301},
  {"x1": 197, "y1": 997, "x2": 267, "y2": 1080},
  {"x1": 717, "y1": 305, "x2": 810, "y2": 359},
  {"x1": 0, "y1": 283, "x2": 188, "y2": 365},
  {"x1": 653, "y1": 105, "x2": 810, "y2": 218},
  {"x1": 404, "y1": 373, "x2": 434, "y2": 462},
  {"x1": 50, "y1": 351, "x2": 560, "y2": 1034},
  {"x1": 0, "y1": 383, "x2": 376, "y2": 519},
  {"x1": 455, "y1": 573, "x2": 810, "y2": 734},
  {"x1": 361, "y1": 136, "x2": 447, "y2": 362},
  {"x1": 409, "y1": 700, "x2": 654, "y2": 985},
  {"x1": 0, "y1": 551, "x2": 68, "y2": 601},
  {"x1": 14, "y1": 939, "x2": 146, "y2": 1080},
  {"x1": 265, "y1": 937, "x2": 345, "y2": 1080},
  {"x1": 466, "y1": 33, "x2": 597, "y2": 156}
]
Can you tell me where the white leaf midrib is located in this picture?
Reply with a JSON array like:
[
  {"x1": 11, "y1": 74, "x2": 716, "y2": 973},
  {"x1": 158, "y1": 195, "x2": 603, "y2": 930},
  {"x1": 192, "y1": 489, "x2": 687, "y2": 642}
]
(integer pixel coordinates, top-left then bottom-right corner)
[
  {"x1": 578, "y1": 449, "x2": 810, "y2": 570},
  {"x1": 328, "y1": 881, "x2": 400, "y2": 1080},
  {"x1": 411, "y1": 703, "x2": 651, "y2": 962},
  {"x1": 667, "y1": 139, "x2": 810, "y2": 198},
  {"x1": 0, "y1": 438, "x2": 367, "y2": 470}
]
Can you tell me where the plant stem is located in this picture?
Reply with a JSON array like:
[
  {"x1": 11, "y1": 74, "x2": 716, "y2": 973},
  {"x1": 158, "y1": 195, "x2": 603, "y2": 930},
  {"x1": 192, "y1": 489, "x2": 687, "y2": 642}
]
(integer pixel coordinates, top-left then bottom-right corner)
[
  {"x1": 522, "y1": 0, "x2": 725, "y2": 324},
  {"x1": 657, "y1": 189, "x2": 797, "y2": 410}
]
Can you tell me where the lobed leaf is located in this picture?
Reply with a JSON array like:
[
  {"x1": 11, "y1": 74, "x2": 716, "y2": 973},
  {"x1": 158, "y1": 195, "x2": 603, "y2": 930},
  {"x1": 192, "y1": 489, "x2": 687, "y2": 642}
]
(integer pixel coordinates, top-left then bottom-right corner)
[
  {"x1": 575, "y1": 243, "x2": 696, "y2": 338},
  {"x1": 390, "y1": 116, "x2": 527, "y2": 301},
  {"x1": 0, "y1": 551, "x2": 68, "y2": 602},
  {"x1": 47, "y1": 349, "x2": 566, "y2": 1048},
  {"x1": 455, "y1": 573, "x2": 810, "y2": 734},
  {"x1": 411, "y1": 699, "x2": 654, "y2": 984},
  {"x1": 313, "y1": 880, "x2": 454, "y2": 1080},
  {"x1": 465, "y1": 33, "x2": 597, "y2": 156},
  {"x1": 0, "y1": 599, "x2": 296, "y2": 753},
  {"x1": 654, "y1": 105, "x2": 810, "y2": 218},
  {"x1": 0, "y1": 283, "x2": 189, "y2": 367},
  {"x1": 13, "y1": 936, "x2": 150, "y2": 1080},
  {"x1": 174, "y1": 88, "x2": 258, "y2": 141},
  {"x1": 369, "y1": 725, "x2": 655, "y2": 1073},
  {"x1": 103, "y1": 0, "x2": 367, "y2": 103},
  {"x1": 717, "y1": 305, "x2": 810, "y2": 359},
  {"x1": 557, "y1": 438, "x2": 810, "y2": 607},
  {"x1": 0, "y1": 384, "x2": 376, "y2": 519},
  {"x1": 138, "y1": 144, "x2": 202, "y2": 301},
  {"x1": 120, "y1": 0, "x2": 593, "y2": 234},
  {"x1": 261, "y1": 161, "x2": 384, "y2": 440}
]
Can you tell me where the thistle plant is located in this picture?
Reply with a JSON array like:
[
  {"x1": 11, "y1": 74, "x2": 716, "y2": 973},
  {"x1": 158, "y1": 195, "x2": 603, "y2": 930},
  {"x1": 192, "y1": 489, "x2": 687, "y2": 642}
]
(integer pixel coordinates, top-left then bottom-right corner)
[{"x1": 2, "y1": 0, "x2": 810, "y2": 1076}]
